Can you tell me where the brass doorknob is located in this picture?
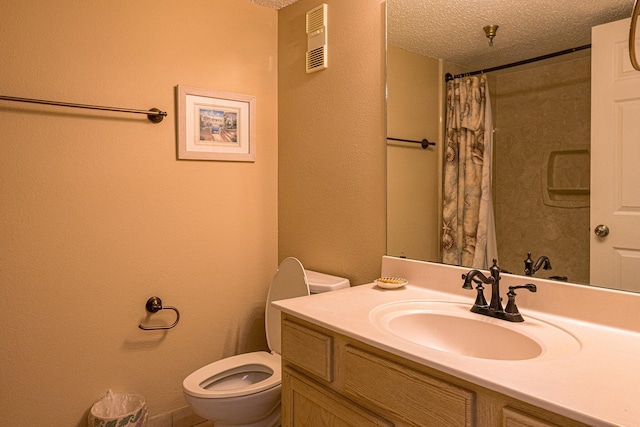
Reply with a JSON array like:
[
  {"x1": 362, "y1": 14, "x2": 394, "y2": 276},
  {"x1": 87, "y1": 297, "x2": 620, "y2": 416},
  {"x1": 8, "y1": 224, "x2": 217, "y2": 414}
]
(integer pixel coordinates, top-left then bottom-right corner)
[{"x1": 594, "y1": 224, "x2": 610, "y2": 237}]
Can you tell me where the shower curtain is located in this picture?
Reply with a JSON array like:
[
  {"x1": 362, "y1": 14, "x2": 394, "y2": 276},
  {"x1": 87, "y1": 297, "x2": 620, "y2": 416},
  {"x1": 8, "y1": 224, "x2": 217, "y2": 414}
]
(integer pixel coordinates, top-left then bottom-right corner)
[{"x1": 442, "y1": 75, "x2": 498, "y2": 268}]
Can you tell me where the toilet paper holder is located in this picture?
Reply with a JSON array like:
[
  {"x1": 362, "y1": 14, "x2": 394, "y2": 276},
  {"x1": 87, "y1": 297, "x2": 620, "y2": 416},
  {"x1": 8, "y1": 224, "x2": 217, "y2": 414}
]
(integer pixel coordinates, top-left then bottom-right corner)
[{"x1": 138, "y1": 296, "x2": 181, "y2": 330}]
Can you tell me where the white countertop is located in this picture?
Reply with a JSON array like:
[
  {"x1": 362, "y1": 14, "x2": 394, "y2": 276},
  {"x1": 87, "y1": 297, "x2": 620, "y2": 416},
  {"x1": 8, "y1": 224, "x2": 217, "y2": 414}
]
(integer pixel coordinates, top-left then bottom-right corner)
[{"x1": 273, "y1": 257, "x2": 640, "y2": 427}]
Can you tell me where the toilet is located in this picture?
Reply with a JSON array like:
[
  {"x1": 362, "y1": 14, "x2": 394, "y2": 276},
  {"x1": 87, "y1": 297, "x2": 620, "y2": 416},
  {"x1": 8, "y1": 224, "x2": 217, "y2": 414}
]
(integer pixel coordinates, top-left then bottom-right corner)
[{"x1": 182, "y1": 257, "x2": 349, "y2": 427}]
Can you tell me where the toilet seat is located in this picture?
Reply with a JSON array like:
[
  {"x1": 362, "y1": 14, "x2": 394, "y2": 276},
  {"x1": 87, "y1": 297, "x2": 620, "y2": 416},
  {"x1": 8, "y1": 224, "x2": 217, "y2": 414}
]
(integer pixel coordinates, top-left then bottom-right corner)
[
  {"x1": 264, "y1": 257, "x2": 309, "y2": 354},
  {"x1": 183, "y1": 351, "x2": 281, "y2": 399},
  {"x1": 183, "y1": 257, "x2": 310, "y2": 413}
]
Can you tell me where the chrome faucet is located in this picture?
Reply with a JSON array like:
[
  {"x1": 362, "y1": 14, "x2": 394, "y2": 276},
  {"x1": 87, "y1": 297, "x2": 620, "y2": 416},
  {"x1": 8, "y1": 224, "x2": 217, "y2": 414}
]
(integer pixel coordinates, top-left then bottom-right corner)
[
  {"x1": 462, "y1": 259, "x2": 536, "y2": 322},
  {"x1": 524, "y1": 252, "x2": 552, "y2": 276}
]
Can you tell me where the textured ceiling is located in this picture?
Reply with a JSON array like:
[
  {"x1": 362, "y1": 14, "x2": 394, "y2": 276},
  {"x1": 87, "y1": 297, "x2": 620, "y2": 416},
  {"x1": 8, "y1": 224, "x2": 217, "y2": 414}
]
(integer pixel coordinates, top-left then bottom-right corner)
[
  {"x1": 250, "y1": 0, "x2": 633, "y2": 72},
  {"x1": 248, "y1": 0, "x2": 297, "y2": 9},
  {"x1": 388, "y1": 0, "x2": 632, "y2": 71}
]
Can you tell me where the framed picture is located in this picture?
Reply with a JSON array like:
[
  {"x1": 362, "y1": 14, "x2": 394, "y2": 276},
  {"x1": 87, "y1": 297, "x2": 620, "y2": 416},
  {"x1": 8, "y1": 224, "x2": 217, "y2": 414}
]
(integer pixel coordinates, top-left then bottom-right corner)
[{"x1": 177, "y1": 86, "x2": 256, "y2": 161}]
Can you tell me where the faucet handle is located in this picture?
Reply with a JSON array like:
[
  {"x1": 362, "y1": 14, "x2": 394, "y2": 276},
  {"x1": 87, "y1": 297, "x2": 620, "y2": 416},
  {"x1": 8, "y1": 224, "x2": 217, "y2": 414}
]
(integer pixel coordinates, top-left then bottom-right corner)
[
  {"x1": 461, "y1": 273, "x2": 489, "y2": 307},
  {"x1": 509, "y1": 284, "x2": 537, "y2": 293},
  {"x1": 504, "y1": 284, "x2": 537, "y2": 322},
  {"x1": 472, "y1": 283, "x2": 488, "y2": 308}
]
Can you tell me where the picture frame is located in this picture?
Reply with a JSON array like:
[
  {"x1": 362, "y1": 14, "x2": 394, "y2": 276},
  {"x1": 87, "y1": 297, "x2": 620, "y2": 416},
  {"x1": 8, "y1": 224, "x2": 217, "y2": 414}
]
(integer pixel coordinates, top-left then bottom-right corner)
[{"x1": 177, "y1": 86, "x2": 256, "y2": 162}]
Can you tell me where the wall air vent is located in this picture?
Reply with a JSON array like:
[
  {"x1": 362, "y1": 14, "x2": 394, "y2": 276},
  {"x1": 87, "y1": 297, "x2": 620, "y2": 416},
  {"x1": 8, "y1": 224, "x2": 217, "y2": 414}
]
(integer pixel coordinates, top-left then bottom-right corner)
[{"x1": 306, "y1": 4, "x2": 328, "y2": 73}]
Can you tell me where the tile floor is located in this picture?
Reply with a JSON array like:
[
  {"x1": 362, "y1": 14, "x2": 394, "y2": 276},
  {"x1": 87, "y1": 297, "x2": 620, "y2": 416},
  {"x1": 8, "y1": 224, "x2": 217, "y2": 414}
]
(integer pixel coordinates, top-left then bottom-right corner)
[{"x1": 146, "y1": 405, "x2": 213, "y2": 427}]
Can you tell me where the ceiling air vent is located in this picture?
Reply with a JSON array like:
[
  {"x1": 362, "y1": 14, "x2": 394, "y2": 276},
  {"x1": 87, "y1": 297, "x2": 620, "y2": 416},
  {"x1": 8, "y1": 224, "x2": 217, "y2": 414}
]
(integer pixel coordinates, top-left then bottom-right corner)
[{"x1": 306, "y1": 4, "x2": 328, "y2": 73}]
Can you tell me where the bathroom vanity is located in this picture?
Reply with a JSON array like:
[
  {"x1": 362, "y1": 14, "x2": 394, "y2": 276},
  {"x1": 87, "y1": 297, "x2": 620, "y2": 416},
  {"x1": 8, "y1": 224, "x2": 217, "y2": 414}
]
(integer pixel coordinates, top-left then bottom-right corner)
[
  {"x1": 280, "y1": 316, "x2": 587, "y2": 426},
  {"x1": 274, "y1": 256, "x2": 640, "y2": 427}
]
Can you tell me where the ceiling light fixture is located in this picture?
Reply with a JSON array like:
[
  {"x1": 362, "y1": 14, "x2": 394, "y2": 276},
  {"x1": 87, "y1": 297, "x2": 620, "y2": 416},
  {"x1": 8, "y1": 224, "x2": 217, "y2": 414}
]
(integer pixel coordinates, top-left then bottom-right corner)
[{"x1": 483, "y1": 25, "x2": 499, "y2": 46}]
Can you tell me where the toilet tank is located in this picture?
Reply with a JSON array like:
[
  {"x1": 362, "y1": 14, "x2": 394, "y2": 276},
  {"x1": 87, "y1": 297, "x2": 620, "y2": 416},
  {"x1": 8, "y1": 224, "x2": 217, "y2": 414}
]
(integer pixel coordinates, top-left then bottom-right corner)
[{"x1": 304, "y1": 269, "x2": 350, "y2": 294}]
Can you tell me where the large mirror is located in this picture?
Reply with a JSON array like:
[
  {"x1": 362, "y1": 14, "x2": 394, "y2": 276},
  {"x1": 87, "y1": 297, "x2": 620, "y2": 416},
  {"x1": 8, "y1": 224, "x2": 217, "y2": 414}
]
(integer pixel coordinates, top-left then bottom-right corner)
[{"x1": 386, "y1": 0, "x2": 637, "y2": 292}]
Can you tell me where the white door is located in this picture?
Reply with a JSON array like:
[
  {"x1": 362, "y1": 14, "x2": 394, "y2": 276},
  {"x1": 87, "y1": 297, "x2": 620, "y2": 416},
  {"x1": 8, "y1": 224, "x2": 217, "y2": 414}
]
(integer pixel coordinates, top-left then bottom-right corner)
[{"x1": 591, "y1": 18, "x2": 640, "y2": 292}]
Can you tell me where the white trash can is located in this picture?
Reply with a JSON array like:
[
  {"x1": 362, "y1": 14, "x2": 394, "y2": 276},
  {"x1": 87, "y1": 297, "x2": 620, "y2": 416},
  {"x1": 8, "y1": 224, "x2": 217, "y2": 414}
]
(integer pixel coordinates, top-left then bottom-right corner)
[{"x1": 88, "y1": 389, "x2": 148, "y2": 427}]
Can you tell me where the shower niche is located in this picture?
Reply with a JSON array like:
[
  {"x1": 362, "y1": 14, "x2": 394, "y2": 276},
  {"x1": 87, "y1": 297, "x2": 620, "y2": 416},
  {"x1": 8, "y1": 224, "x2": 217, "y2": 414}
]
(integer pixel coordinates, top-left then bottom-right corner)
[{"x1": 542, "y1": 145, "x2": 590, "y2": 208}]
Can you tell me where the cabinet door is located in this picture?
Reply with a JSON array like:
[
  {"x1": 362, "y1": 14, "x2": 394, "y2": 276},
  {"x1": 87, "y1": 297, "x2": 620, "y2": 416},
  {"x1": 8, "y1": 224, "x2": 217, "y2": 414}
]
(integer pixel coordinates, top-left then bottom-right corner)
[
  {"x1": 502, "y1": 407, "x2": 561, "y2": 427},
  {"x1": 282, "y1": 368, "x2": 393, "y2": 427},
  {"x1": 282, "y1": 319, "x2": 333, "y2": 382},
  {"x1": 344, "y1": 346, "x2": 475, "y2": 427}
]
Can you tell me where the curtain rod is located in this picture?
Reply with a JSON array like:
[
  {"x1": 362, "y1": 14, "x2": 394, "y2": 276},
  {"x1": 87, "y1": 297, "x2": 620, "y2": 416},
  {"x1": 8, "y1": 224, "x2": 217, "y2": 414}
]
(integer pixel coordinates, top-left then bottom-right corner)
[
  {"x1": 445, "y1": 44, "x2": 591, "y2": 81},
  {"x1": 0, "y1": 95, "x2": 167, "y2": 123},
  {"x1": 387, "y1": 137, "x2": 436, "y2": 149}
]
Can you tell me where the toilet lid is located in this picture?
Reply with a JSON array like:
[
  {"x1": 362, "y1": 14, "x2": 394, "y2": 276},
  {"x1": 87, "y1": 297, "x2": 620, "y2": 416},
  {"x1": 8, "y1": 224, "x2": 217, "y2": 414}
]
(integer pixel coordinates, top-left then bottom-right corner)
[{"x1": 265, "y1": 257, "x2": 309, "y2": 354}]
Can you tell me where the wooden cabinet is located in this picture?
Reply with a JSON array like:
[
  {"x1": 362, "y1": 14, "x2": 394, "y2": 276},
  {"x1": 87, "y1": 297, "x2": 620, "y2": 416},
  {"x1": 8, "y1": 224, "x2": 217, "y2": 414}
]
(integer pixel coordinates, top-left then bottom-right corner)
[
  {"x1": 281, "y1": 319, "x2": 333, "y2": 382},
  {"x1": 281, "y1": 315, "x2": 590, "y2": 427},
  {"x1": 344, "y1": 345, "x2": 474, "y2": 426},
  {"x1": 283, "y1": 369, "x2": 392, "y2": 427},
  {"x1": 502, "y1": 407, "x2": 565, "y2": 427}
]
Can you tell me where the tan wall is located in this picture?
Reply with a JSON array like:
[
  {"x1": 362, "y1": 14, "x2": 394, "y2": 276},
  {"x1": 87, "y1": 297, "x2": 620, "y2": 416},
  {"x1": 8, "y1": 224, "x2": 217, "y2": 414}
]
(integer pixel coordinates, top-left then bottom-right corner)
[
  {"x1": 278, "y1": 0, "x2": 387, "y2": 285},
  {"x1": 386, "y1": 46, "x2": 441, "y2": 262},
  {"x1": 494, "y1": 56, "x2": 591, "y2": 282},
  {"x1": 0, "y1": 1, "x2": 278, "y2": 425}
]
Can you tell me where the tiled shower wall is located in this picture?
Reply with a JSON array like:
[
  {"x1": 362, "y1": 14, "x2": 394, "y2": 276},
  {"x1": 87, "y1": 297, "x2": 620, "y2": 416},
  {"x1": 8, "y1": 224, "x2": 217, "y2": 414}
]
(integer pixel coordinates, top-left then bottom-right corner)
[{"x1": 493, "y1": 55, "x2": 591, "y2": 283}]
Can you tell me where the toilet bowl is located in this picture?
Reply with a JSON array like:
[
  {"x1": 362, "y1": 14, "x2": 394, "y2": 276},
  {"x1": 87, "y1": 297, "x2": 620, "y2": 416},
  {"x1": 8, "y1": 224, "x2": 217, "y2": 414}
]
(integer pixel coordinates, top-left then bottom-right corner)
[{"x1": 183, "y1": 257, "x2": 349, "y2": 427}]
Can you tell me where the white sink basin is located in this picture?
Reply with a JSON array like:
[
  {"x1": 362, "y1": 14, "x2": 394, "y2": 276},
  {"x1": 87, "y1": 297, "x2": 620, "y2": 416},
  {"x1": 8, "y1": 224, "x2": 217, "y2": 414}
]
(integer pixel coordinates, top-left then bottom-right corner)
[{"x1": 370, "y1": 301, "x2": 581, "y2": 360}]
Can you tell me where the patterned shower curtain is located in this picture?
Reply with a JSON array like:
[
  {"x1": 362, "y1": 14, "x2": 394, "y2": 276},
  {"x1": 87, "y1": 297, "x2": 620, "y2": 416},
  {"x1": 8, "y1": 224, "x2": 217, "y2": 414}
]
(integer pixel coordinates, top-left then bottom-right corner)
[{"x1": 442, "y1": 75, "x2": 497, "y2": 268}]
